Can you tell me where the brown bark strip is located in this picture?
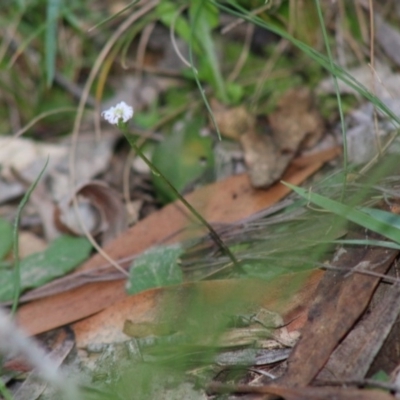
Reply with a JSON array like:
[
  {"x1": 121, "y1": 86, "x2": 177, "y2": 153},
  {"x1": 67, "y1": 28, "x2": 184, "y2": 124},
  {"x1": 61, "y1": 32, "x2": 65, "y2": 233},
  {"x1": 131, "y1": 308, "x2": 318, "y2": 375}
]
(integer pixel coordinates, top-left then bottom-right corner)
[
  {"x1": 208, "y1": 382, "x2": 394, "y2": 400},
  {"x1": 317, "y1": 281, "x2": 400, "y2": 381},
  {"x1": 277, "y1": 242, "x2": 398, "y2": 387}
]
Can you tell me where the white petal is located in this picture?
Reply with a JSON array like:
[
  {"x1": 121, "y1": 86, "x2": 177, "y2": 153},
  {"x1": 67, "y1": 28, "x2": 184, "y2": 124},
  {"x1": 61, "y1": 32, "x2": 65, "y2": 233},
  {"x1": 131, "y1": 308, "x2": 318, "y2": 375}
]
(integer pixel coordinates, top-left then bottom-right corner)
[{"x1": 102, "y1": 102, "x2": 134, "y2": 125}]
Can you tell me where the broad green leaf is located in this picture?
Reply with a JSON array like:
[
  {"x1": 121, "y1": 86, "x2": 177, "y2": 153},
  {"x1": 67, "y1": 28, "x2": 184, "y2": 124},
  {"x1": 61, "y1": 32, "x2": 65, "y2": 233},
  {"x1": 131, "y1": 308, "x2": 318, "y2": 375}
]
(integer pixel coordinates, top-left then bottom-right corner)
[
  {"x1": 0, "y1": 235, "x2": 92, "y2": 302},
  {"x1": 126, "y1": 244, "x2": 183, "y2": 295},
  {"x1": 285, "y1": 183, "x2": 400, "y2": 244},
  {"x1": 0, "y1": 219, "x2": 12, "y2": 260},
  {"x1": 151, "y1": 116, "x2": 214, "y2": 203}
]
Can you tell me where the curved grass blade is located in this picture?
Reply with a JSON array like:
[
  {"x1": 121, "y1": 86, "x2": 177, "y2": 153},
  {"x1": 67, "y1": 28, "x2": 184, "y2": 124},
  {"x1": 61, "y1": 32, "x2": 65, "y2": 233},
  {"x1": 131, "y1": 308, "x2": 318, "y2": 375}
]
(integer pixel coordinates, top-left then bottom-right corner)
[
  {"x1": 284, "y1": 182, "x2": 400, "y2": 245},
  {"x1": 211, "y1": 0, "x2": 400, "y2": 129},
  {"x1": 11, "y1": 158, "x2": 48, "y2": 315},
  {"x1": 88, "y1": 0, "x2": 140, "y2": 32}
]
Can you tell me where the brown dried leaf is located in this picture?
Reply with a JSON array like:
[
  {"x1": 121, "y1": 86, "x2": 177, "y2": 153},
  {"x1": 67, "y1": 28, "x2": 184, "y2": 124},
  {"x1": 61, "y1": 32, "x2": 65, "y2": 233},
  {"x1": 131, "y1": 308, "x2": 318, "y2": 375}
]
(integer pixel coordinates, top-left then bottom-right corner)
[
  {"x1": 73, "y1": 271, "x2": 323, "y2": 349},
  {"x1": 16, "y1": 148, "x2": 338, "y2": 336},
  {"x1": 210, "y1": 99, "x2": 255, "y2": 140},
  {"x1": 240, "y1": 130, "x2": 293, "y2": 188},
  {"x1": 18, "y1": 231, "x2": 47, "y2": 258},
  {"x1": 54, "y1": 180, "x2": 127, "y2": 245},
  {"x1": 240, "y1": 88, "x2": 326, "y2": 188},
  {"x1": 269, "y1": 87, "x2": 324, "y2": 152}
]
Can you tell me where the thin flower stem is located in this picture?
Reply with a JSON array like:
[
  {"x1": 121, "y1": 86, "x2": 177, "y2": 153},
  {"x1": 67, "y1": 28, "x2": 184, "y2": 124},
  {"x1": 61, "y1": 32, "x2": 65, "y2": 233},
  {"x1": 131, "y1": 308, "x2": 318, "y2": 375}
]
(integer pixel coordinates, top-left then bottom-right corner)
[{"x1": 122, "y1": 130, "x2": 241, "y2": 270}]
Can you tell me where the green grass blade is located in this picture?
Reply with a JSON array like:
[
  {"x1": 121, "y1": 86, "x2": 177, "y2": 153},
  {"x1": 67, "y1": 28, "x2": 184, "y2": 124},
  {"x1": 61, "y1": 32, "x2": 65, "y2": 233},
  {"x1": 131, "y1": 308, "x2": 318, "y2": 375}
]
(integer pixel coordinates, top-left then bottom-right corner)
[
  {"x1": 284, "y1": 182, "x2": 400, "y2": 245},
  {"x1": 11, "y1": 158, "x2": 48, "y2": 315},
  {"x1": 0, "y1": 219, "x2": 13, "y2": 260},
  {"x1": 360, "y1": 207, "x2": 400, "y2": 229},
  {"x1": 190, "y1": 0, "x2": 227, "y2": 103},
  {"x1": 212, "y1": 0, "x2": 400, "y2": 129},
  {"x1": 87, "y1": 0, "x2": 140, "y2": 32},
  {"x1": 314, "y1": 0, "x2": 348, "y2": 196},
  {"x1": 45, "y1": 0, "x2": 62, "y2": 87},
  {"x1": 331, "y1": 239, "x2": 400, "y2": 250}
]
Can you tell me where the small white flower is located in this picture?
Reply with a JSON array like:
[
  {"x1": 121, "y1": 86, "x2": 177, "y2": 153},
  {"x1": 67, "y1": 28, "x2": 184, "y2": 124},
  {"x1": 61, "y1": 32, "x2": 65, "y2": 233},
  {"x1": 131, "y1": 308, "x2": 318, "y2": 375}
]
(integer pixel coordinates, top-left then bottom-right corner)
[{"x1": 101, "y1": 101, "x2": 134, "y2": 125}]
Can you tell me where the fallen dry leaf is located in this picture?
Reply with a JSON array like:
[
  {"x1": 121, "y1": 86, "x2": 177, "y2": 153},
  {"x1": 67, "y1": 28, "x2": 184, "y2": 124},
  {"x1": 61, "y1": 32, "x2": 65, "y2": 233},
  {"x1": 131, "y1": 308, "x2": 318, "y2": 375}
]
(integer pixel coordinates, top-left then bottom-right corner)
[
  {"x1": 73, "y1": 271, "x2": 324, "y2": 348},
  {"x1": 240, "y1": 129, "x2": 293, "y2": 188},
  {"x1": 241, "y1": 87, "x2": 325, "y2": 188},
  {"x1": 269, "y1": 87, "x2": 324, "y2": 152},
  {"x1": 0, "y1": 137, "x2": 65, "y2": 183},
  {"x1": 16, "y1": 147, "x2": 339, "y2": 336},
  {"x1": 54, "y1": 180, "x2": 127, "y2": 245},
  {"x1": 18, "y1": 231, "x2": 48, "y2": 258},
  {"x1": 210, "y1": 99, "x2": 255, "y2": 140}
]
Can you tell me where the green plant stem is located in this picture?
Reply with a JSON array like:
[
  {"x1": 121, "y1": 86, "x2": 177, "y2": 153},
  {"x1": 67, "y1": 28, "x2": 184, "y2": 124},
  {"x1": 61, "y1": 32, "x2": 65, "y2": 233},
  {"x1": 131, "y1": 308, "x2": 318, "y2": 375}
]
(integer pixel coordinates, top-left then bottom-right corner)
[{"x1": 122, "y1": 131, "x2": 240, "y2": 269}]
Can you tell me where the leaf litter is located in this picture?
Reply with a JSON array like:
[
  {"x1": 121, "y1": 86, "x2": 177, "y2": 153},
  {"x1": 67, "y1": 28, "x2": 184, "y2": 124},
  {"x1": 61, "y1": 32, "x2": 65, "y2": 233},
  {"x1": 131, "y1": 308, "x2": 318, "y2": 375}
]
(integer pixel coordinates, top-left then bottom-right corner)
[{"x1": 3, "y1": 2, "x2": 400, "y2": 400}]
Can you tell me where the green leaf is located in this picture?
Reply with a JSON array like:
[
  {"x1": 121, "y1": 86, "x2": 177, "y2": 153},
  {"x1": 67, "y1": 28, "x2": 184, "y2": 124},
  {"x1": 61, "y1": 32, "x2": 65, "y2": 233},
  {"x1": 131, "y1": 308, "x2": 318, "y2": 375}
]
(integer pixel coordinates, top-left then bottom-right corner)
[
  {"x1": 156, "y1": 1, "x2": 198, "y2": 52},
  {"x1": 360, "y1": 207, "x2": 400, "y2": 229},
  {"x1": 45, "y1": 0, "x2": 62, "y2": 87},
  {"x1": 134, "y1": 103, "x2": 161, "y2": 129},
  {"x1": 0, "y1": 235, "x2": 92, "y2": 302},
  {"x1": 12, "y1": 158, "x2": 49, "y2": 313},
  {"x1": 284, "y1": 183, "x2": 400, "y2": 244},
  {"x1": 189, "y1": 0, "x2": 227, "y2": 102},
  {"x1": 369, "y1": 370, "x2": 390, "y2": 383},
  {"x1": 0, "y1": 219, "x2": 12, "y2": 260},
  {"x1": 226, "y1": 82, "x2": 244, "y2": 104},
  {"x1": 151, "y1": 116, "x2": 214, "y2": 203},
  {"x1": 126, "y1": 244, "x2": 183, "y2": 295}
]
